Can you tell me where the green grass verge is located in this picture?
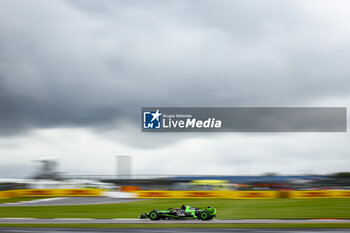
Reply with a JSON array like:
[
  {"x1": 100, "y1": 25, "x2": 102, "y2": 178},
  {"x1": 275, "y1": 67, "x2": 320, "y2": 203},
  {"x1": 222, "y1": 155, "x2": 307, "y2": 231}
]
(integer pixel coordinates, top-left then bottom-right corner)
[
  {"x1": 0, "y1": 223, "x2": 350, "y2": 228},
  {"x1": 0, "y1": 197, "x2": 44, "y2": 204},
  {"x1": 0, "y1": 198, "x2": 349, "y2": 219}
]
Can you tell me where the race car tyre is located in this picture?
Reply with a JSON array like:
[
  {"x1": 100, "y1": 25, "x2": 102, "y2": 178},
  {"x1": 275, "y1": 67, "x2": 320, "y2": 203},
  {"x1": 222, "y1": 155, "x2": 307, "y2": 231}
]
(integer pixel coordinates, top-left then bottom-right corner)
[
  {"x1": 199, "y1": 211, "x2": 210, "y2": 220},
  {"x1": 149, "y1": 210, "x2": 160, "y2": 220}
]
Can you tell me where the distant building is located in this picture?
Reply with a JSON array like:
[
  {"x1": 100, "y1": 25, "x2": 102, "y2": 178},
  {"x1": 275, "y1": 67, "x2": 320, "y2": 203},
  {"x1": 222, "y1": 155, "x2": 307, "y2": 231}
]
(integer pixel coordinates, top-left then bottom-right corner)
[
  {"x1": 33, "y1": 158, "x2": 60, "y2": 179},
  {"x1": 117, "y1": 156, "x2": 131, "y2": 179}
]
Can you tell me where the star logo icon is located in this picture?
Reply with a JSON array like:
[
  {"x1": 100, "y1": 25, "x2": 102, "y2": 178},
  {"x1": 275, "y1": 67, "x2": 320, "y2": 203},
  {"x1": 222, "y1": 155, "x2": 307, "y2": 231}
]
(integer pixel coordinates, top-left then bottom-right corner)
[
  {"x1": 151, "y1": 109, "x2": 162, "y2": 122},
  {"x1": 142, "y1": 108, "x2": 162, "y2": 129}
]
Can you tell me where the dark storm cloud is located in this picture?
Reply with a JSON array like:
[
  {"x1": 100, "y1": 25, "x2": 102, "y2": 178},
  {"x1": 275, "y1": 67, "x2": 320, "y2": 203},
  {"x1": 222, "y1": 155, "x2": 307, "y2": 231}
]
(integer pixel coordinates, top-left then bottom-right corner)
[
  {"x1": 0, "y1": 0, "x2": 349, "y2": 137},
  {"x1": 0, "y1": 78, "x2": 133, "y2": 135}
]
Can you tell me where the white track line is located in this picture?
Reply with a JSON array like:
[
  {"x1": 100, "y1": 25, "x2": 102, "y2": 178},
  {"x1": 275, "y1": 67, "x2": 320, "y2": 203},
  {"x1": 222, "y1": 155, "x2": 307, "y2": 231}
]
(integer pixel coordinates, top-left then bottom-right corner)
[
  {"x1": 53, "y1": 218, "x2": 94, "y2": 220},
  {"x1": 2, "y1": 197, "x2": 68, "y2": 205}
]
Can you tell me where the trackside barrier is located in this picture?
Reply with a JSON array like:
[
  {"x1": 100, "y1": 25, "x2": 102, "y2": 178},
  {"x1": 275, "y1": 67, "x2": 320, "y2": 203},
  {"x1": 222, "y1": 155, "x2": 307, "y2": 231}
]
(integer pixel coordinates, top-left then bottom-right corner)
[
  {"x1": 335, "y1": 190, "x2": 350, "y2": 198},
  {"x1": 135, "y1": 191, "x2": 280, "y2": 199},
  {"x1": 136, "y1": 190, "x2": 350, "y2": 199},
  {"x1": 0, "y1": 190, "x2": 21, "y2": 199},
  {"x1": 2, "y1": 189, "x2": 350, "y2": 199},
  {"x1": 0, "y1": 189, "x2": 104, "y2": 199},
  {"x1": 288, "y1": 190, "x2": 350, "y2": 199}
]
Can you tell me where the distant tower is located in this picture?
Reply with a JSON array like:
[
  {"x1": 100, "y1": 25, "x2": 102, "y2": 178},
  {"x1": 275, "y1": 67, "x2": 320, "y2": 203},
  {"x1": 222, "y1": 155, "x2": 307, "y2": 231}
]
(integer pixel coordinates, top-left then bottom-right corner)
[
  {"x1": 33, "y1": 158, "x2": 60, "y2": 179},
  {"x1": 117, "y1": 156, "x2": 131, "y2": 179}
]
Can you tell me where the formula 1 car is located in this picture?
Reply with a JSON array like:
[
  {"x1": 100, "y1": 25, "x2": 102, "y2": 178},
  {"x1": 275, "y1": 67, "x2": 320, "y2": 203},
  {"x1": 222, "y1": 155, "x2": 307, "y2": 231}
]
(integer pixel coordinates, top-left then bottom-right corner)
[{"x1": 139, "y1": 205, "x2": 216, "y2": 220}]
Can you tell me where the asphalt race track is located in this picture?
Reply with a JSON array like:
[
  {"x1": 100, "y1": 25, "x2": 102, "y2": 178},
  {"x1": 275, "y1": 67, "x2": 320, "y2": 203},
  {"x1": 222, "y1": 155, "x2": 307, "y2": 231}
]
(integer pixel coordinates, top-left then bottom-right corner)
[
  {"x1": 0, "y1": 218, "x2": 350, "y2": 224},
  {"x1": 1, "y1": 219, "x2": 349, "y2": 233},
  {"x1": 0, "y1": 228, "x2": 349, "y2": 233},
  {"x1": 0, "y1": 197, "x2": 143, "y2": 207}
]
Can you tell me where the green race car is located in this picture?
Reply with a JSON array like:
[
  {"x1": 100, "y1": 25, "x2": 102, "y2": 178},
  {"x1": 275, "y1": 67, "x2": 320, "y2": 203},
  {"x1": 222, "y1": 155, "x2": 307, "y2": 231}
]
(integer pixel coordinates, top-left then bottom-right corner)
[{"x1": 139, "y1": 204, "x2": 216, "y2": 220}]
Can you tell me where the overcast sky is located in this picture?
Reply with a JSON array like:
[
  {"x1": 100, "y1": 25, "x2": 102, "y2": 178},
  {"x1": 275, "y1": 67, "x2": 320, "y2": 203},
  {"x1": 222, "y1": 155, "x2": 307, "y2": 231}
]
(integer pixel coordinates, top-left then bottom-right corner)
[{"x1": 0, "y1": 0, "x2": 349, "y2": 178}]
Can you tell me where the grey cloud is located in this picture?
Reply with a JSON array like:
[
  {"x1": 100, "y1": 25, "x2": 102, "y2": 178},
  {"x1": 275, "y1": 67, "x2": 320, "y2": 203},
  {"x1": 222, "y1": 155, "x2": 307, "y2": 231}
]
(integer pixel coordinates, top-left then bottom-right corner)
[{"x1": 0, "y1": 0, "x2": 349, "y2": 140}]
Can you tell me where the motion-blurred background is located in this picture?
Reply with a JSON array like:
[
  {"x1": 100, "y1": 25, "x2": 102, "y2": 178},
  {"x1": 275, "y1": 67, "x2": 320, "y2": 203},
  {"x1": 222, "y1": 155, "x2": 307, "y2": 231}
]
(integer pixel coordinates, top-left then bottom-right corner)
[
  {"x1": 0, "y1": 0, "x2": 350, "y2": 220},
  {"x1": 1, "y1": 156, "x2": 350, "y2": 193}
]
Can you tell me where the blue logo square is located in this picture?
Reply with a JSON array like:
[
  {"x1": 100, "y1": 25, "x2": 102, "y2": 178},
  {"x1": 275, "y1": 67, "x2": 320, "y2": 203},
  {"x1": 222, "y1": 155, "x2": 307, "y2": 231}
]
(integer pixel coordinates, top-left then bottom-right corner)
[{"x1": 143, "y1": 109, "x2": 162, "y2": 129}]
